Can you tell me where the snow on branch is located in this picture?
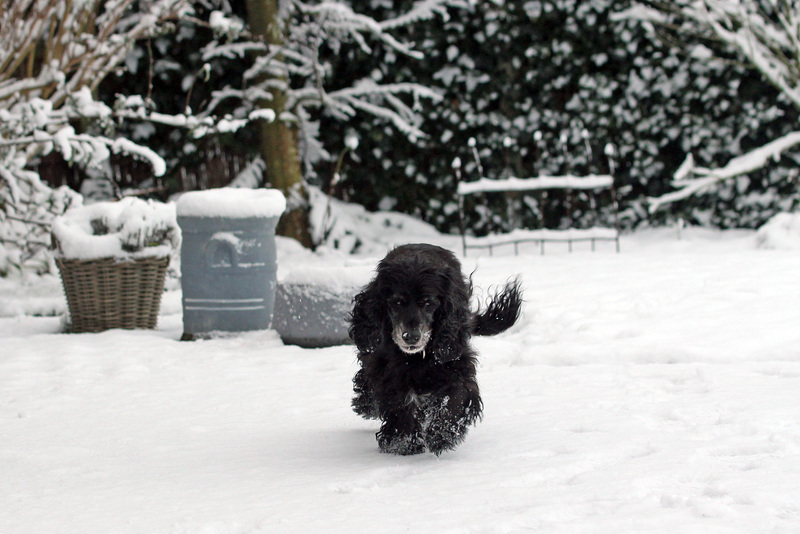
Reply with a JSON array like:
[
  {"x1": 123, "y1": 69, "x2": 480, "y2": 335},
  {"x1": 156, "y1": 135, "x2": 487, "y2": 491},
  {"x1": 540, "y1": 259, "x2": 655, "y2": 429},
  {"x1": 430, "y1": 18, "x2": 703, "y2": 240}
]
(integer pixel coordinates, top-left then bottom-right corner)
[
  {"x1": 1, "y1": 89, "x2": 273, "y2": 179},
  {"x1": 622, "y1": 1, "x2": 800, "y2": 111},
  {"x1": 622, "y1": 1, "x2": 800, "y2": 211},
  {"x1": 324, "y1": 80, "x2": 443, "y2": 141},
  {"x1": 648, "y1": 131, "x2": 800, "y2": 212},
  {"x1": 1, "y1": 0, "x2": 191, "y2": 109},
  {"x1": 205, "y1": 0, "x2": 456, "y2": 156},
  {"x1": 379, "y1": 0, "x2": 454, "y2": 31},
  {"x1": 690, "y1": 131, "x2": 800, "y2": 180},
  {"x1": 294, "y1": 0, "x2": 454, "y2": 58}
]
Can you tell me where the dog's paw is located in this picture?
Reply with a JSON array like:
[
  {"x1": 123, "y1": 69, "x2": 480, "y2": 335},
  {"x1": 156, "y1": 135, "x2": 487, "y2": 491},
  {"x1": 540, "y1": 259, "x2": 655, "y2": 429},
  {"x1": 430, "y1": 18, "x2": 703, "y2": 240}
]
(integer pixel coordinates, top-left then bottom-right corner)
[
  {"x1": 377, "y1": 430, "x2": 425, "y2": 455},
  {"x1": 423, "y1": 417, "x2": 467, "y2": 456},
  {"x1": 421, "y1": 396, "x2": 477, "y2": 455},
  {"x1": 424, "y1": 425, "x2": 466, "y2": 456}
]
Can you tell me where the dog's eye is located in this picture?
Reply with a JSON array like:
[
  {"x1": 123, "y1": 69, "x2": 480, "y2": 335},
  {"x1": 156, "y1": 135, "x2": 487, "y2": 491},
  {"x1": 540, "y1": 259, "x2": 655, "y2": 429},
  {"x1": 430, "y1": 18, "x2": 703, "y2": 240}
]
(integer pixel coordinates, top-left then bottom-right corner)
[
  {"x1": 390, "y1": 297, "x2": 404, "y2": 308},
  {"x1": 421, "y1": 298, "x2": 436, "y2": 309}
]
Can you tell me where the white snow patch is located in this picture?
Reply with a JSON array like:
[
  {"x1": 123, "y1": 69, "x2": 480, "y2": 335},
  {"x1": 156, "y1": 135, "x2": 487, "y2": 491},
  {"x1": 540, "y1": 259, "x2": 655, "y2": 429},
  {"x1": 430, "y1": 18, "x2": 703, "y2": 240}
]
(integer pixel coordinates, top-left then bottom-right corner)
[
  {"x1": 4, "y1": 212, "x2": 800, "y2": 533},
  {"x1": 756, "y1": 212, "x2": 800, "y2": 250}
]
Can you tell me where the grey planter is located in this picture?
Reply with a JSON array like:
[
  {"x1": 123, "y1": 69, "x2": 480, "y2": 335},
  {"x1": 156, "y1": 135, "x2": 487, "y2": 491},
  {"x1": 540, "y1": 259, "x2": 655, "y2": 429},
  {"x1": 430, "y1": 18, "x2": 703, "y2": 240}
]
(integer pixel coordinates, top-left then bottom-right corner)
[
  {"x1": 272, "y1": 283, "x2": 354, "y2": 348},
  {"x1": 176, "y1": 188, "x2": 285, "y2": 339}
]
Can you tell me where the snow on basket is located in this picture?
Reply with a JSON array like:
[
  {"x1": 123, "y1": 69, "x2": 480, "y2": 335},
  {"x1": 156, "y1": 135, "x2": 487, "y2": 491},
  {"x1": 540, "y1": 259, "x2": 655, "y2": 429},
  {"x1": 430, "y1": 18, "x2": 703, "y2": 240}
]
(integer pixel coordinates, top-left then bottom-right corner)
[
  {"x1": 51, "y1": 197, "x2": 181, "y2": 333},
  {"x1": 176, "y1": 188, "x2": 286, "y2": 339}
]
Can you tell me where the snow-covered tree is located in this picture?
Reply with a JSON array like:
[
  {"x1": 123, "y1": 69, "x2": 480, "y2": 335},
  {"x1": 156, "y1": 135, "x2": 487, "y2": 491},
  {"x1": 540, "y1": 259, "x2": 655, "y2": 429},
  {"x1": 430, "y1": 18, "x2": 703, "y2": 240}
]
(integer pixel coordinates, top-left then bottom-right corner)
[
  {"x1": 620, "y1": 1, "x2": 800, "y2": 213},
  {"x1": 0, "y1": 0, "x2": 196, "y2": 274},
  {"x1": 204, "y1": 0, "x2": 454, "y2": 245}
]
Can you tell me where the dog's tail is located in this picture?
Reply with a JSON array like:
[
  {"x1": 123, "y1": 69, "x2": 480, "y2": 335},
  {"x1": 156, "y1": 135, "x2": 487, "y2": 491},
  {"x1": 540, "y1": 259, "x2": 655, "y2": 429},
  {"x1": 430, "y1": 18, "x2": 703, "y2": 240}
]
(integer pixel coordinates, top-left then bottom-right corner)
[{"x1": 470, "y1": 278, "x2": 523, "y2": 337}]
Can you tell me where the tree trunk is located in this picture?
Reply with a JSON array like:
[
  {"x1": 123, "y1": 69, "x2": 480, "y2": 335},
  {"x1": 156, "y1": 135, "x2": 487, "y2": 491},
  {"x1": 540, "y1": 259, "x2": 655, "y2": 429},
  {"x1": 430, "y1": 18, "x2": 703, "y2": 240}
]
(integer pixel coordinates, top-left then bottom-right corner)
[{"x1": 244, "y1": 0, "x2": 313, "y2": 248}]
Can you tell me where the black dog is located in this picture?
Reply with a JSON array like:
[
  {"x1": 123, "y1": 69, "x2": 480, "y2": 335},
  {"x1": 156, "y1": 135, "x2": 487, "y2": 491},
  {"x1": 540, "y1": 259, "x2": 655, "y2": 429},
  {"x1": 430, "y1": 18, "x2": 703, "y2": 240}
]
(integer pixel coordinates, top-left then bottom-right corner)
[{"x1": 349, "y1": 244, "x2": 522, "y2": 455}]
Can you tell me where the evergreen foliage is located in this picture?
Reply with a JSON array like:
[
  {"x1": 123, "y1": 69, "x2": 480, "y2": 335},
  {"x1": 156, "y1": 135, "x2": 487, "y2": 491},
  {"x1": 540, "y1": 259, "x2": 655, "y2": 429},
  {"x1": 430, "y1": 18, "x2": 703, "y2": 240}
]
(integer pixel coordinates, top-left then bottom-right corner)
[{"x1": 316, "y1": 0, "x2": 800, "y2": 236}]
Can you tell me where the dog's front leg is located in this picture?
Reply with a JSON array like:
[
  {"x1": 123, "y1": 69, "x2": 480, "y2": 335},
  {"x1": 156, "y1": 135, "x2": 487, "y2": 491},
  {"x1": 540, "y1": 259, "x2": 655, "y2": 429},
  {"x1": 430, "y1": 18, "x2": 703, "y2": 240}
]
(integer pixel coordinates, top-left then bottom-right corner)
[
  {"x1": 351, "y1": 369, "x2": 379, "y2": 420},
  {"x1": 376, "y1": 408, "x2": 425, "y2": 455},
  {"x1": 422, "y1": 381, "x2": 482, "y2": 455}
]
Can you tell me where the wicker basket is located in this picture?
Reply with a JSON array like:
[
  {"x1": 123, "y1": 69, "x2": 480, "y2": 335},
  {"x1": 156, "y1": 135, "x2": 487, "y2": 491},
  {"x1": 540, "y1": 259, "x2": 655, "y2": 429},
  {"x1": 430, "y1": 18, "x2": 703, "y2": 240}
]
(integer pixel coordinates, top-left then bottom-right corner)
[{"x1": 56, "y1": 256, "x2": 170, "y2": 333}]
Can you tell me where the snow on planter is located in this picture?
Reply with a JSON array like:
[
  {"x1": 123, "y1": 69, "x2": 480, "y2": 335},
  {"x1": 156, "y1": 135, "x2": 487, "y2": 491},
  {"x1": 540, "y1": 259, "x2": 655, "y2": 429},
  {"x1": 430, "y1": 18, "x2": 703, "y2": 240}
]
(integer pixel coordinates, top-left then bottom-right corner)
[
  {"x1": 272, "y1": 264, "x2": 373, "y2": 348},
  {"x1": 176, "y1": 188, "x2": 286, "y2": 339},
  {"x1": 176, "y1": 187, "x2": 286, "y2": 219},
  {"x1": 51, "y1": 198, "x2": 180, "y2": 333}
]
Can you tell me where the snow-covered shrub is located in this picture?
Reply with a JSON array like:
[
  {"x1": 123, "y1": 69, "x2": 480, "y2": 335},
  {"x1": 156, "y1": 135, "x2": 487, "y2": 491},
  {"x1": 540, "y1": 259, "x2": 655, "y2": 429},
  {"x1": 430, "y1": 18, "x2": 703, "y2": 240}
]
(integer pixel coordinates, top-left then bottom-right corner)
[
  {"x1": 620, "y1": 1, "x2": 800, "y2": 226},
  {"x1": 0, "y1": 0, "x2": 281, "y2": 274},
  {"x1": 0, "y1": 167, "x2": 82, "y2": 276},
  {"x1": 51, "y1": 198, "x2": 181, "y2": 261},
  {"x1": 0, "y1": 0, "x2": 191, "y2": 274}
]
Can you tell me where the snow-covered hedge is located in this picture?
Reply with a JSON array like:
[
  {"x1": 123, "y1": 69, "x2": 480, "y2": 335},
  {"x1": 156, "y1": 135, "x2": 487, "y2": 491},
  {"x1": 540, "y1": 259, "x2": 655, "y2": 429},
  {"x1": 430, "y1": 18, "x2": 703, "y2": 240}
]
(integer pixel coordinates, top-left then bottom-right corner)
[
  {"x1": 323, "y1": 0, "x2": 800, "y2": 234},
  {"x1": 51, "y1": 198, "x2": 181, "y2": 261}
]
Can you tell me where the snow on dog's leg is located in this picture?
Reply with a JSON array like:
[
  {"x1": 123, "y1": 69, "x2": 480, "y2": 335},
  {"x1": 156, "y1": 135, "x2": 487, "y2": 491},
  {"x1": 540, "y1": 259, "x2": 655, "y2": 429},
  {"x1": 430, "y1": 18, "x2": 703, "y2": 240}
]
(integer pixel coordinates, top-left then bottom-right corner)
[
  {"x1": 377, "y1": 408, "x2": 425, "y2": 455},
  {"x1": 423, "y1": 381, "x2": 482, "y2": 455}
]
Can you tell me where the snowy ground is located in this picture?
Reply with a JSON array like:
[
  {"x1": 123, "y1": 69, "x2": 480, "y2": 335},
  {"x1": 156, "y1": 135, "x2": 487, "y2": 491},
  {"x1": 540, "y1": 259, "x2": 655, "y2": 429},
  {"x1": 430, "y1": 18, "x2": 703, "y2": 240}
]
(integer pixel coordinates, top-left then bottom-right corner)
[{"x1": 2, "y1": 223, "x2": 800, "y2": 533}]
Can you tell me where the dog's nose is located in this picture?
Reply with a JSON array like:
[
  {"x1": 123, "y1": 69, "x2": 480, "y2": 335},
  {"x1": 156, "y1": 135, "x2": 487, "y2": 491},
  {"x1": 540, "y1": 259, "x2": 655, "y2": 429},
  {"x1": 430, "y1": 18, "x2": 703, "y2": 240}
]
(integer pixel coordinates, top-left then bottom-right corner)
[{"x1": 402, "y1": 330, "x2": 421, "y2": 344}]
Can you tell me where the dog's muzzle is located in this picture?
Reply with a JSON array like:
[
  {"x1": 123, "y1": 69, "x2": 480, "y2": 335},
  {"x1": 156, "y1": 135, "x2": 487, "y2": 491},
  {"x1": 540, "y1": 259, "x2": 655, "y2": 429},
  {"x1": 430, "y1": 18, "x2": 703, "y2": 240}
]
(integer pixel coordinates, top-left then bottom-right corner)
[{"x1": 393, "y1": 327, "x2": 431, "y2": 354}]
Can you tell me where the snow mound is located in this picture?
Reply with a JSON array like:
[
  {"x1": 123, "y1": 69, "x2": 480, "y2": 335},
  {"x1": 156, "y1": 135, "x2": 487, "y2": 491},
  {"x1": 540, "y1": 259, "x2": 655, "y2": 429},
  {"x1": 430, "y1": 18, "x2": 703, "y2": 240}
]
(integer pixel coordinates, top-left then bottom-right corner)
[
  {"x1": 51, "y1": 197, "x2": 181, "y2": 261},
  {"x1": 176, "y1": 187, "x2": 286, "y2": 218},
  {"x1": 755, "y1": 212, "x2": 800, "y2": 250},
  {"x1": 307, "y1": 185, "x2": 447, "y2": 254}
]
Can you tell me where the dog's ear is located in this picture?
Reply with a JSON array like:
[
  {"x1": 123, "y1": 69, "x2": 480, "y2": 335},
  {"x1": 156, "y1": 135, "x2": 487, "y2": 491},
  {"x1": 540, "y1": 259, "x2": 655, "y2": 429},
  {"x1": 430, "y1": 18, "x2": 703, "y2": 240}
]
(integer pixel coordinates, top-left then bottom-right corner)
[
  {"x1": 349, "y1": 277, "x2": 386, "y2": 354},
  {"x1": 429, "y1": 267, "x2": 472, "y2": 363}
]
